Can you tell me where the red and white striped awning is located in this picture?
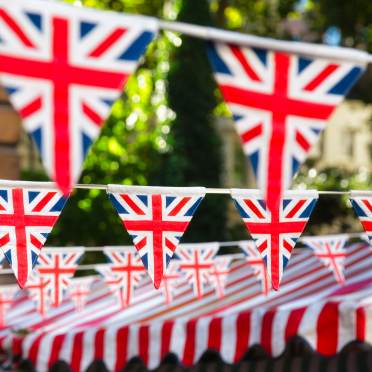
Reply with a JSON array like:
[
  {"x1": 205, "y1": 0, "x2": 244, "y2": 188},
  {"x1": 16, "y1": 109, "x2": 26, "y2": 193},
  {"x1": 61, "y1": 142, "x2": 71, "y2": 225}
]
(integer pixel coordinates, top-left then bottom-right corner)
[{"x1": 2, "y1": 243, "x2": 372, "y2": 371}]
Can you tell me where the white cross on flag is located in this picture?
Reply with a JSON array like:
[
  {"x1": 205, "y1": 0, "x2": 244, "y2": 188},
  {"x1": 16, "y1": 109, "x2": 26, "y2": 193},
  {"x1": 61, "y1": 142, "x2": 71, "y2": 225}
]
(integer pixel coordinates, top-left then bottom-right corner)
[
  {"x1": 108, "y1": 186, "x2": 206, "y2": 289},
  {"x1": 302, "y1": 234, "x2": 348, "y2": 285},
  {"x1": 35, "y1": 247, "x2": 84, "y2": 307},
  {"x1": 0, "y1": 0, "x2": 157, "y2": 194},
  {"x1": 208, "y1": 256, "x2": 232, "y2": 298},
  {"x1": 239, "y1": 241, "x2": 270, "y2": 295},
  {"x1": 0, "y1": 180, "x2": 68, "y2": 288},
  {"x1": 177, "y1": 243, "x2": 219, "y2": 299}
]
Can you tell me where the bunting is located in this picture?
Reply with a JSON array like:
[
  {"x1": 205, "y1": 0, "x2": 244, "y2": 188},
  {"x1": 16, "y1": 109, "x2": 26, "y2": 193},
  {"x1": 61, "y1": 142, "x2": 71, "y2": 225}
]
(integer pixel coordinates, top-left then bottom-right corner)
[
  {"x1": 100, "y1": 247, "x2": 146, "y2": 307},
  {"x1": 177, "y1": 243, "x2": 219, "y2": 299},
  {"x1": 208, "y1": 256, "x2": 232, "y2": 298},
  {"x1": 68, "y1": 276, "x2": 94, "y2": 311},
  {"x1": 35, "y1": 247, "x2": 84, "y2": 307},
  {"x1": 0, "y1": 181, "x2": 68, "y2": 288},
  {"x1": 26, "y1": 270, "x2": 51, "y2": 314},
  {"x1": 350, "y1": 191, "x2": 372, "y2": 246},
  {"x1": 239, "y1": 241, "x2": 270, "y2": 295},
  {"x1": 161, "y1": 260, "x2": 181, "y2": 305},
  {"x1": 0, "y1": 0, "x2": 157, "y2": 194},
  {"x1": 208, "y1": 42, "x2": 365, "y2": 212},
  {"x1": 108, "y1": 186, "x2": 205, "y2": 289},
  {"x1": 0, "y1": 285, "x2": 17, "y2": 326},
  {"x1": 302, "y1": 234, "x2": 348, "y2": 285},
  {"x1": 231, "y1": 189, "x2": 318, "y2": 290}
]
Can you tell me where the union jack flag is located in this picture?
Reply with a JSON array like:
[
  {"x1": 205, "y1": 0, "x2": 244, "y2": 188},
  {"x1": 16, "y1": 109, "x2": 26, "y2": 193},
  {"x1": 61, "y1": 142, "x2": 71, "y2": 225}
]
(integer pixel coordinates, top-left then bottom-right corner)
[
  {"x1": 302, "y1": 235, "x2": 348, "y2": 285},
  {"x1": 36, "y1": 247, "x2": 84, "y2": 307},
  {"x1": 350, "y1": 191, "x2": 372, "y2": 246},
  {"x1": 177, "y1": 243, "x2": 219, "y2": 299},
  {"x1": 0, "y1": 285, "x2": 18, "y2": 326},
  {"x1": 208, "y1": 43, "x2": 365, "y2": 212},
  {"x1": 68, "y1": 276, "x2": 94, "y2": 312},
  {"x1": 231, "y1": 189, "x2": 318, "y2": 290},
  {"x1": 208, "y1": 256, "x2": 232, "y2": 299},
  {"x1": 161, "y1": 260, "x2": 181, "y2": 305},
  {"x1": 0, "y1": 181, "x2": 68, "y2": 288},
  {"x1": 101, "y1": 247, "x2": 146, "y2": 308},
  {"x1": 0, "y1": 0, "x2": 157, "y2": 194},
  {"x1": 26, "y1": 270, "x2": 51, "y2": 315},
  {"x1": 108, "y1": 186, "x2": 205, "y2": 289},
  {"x1": 239, "y1": 241, "x2": 270, "y2": 295}
]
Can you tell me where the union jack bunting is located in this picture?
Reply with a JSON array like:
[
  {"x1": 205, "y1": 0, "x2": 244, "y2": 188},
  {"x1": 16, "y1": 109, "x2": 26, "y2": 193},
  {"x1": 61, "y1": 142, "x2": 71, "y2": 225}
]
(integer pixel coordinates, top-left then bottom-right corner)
[
  {"x1": 350, "y1": 191, "x2": 372, "y2": 246},
  {"x1": 108, "y1": 186, "x2": 206, "y2": 289},
  {"x1": 0, "y1": 181, "x2": 68, "y2": 288},
  {"x1": 177, "y1": 243, "x2": 219, "y2": 299},
  {"x1": 0, "y1": 0, "x2": 157, "y2": 194},
  {"x1": 101, "y1": 247, "x2": 146, "y2": 307},
  {"x1": 208, "y1": 42, "x2": 365, "y2": 212},
  {"x1": 231, "y1": 189, "x2": 318, "y2": 290},
  {"x1": 208, "y1": 256, "x2": 232, "y2": 298},
  {"x1": 26, "y1": 270, "x2": 51, "y2": 314},
  {"x1": 161, "y1": 260, "x2": 181, "y2": 305},
  {"x1": 0, "y1": 285, "x2": 17, "y2": 326},
  {"x1": 68, "y1": 276, "x2": 94, "y2": 312},
  {"x1": 302, "y1": 235, "x2": 348, "y2": 285},
  {"x1": 36, "y1": 247, "x2": 84, "y2": 307},
  {"x1": 239, "y1": 241, "x2": 270, "y2": 295}
]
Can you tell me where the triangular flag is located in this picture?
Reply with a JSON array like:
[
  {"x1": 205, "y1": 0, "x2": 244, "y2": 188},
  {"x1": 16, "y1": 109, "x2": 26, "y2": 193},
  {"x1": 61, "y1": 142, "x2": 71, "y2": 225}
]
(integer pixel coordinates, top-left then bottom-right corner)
[
  {"x1": 100, "y1": 247, "x2": 146, "y2": 308},
  {"x1": 208, "y1": 40, "x2": 366, "y2": 212},
  {"x1": 35, "y1": 247, "x2": 84, "y2": 307},
  {"x1": 26, "y1": 270, "x2": 51, "y2": 315},
  {"x1": 161, "y1": 260, "x2": 182, "y2": 305},
  {"x1": 107, "y1": 186, "x2": 205, "y2": 289},
  {"x1": 208, "y1": 255, "x2": 232, "y2": 299},
  {"x1": 350, "y1": 191, "x2": 372, "y2": 246},
  {"x1": 0, "y1": 180, "x2": 68, "y2": 288},
  {"x1": 0, "y1": 0, "x2": 158, "y2": 194},
  {"x1": 177, "y1": 243, "x2": 219, "y2": 299},
  {"x1": 231, "y1": 189, "x2": 318, "y2": 290},
  {"x1": 239, "y1": 241, "x2": 270, "y2": 295},
  {"x1": 302, "y1": 234, "x2": 348, "y2": 285},
  {"x1": 0, "y1": 285, "x2": 18, "y2": 326},
  {"x1": 68, "y1": 276, "x2": 94, "y2": 312}
]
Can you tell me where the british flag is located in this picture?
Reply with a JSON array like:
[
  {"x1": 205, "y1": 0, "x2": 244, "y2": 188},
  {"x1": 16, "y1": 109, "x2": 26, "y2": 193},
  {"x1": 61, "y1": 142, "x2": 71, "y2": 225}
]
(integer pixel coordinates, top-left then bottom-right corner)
[
  {"x1": 68, "y1": 276, "x2": 94, "y2": 312},
  {"x1": 101, "y1": 247, "x2": 146, "y2": 307},
  {"x1": 208, "y1": 256, "x2": 232, "y2": 299},
  {"x1": 350, "y1": 191, "x2": 372, "y2": 246},
  {"x1": 36, "y1": 247, "x2": 84, "y2": 307},
  {"x1": 161, "y1": 260, "x2": 181, "y2": 305},
  {"x1": 239, "y1": 241, "x2": 270, "y2": 295},
  {"x1": 26, "y1": 270, "x2": 51, "y2": 314},
  {"x1": 0, "y1": 181, "x2": 68, "y2": 288},
  {"x1": 177, "y1": 243, "x2": 219, "y2": 299},
  {"x1": 0, "y1": 285, "x2": 18, "y2": 326},
  {"x1": 0, "y1": 0, "x2": 157, "y2": 195},
  {"x1": 208, "y1": 42, "x2": 365, "y2": 212},
  {"x1": 302, "y1": 235, "x2": 348, "y2": 285},
  {"x1": 231, "y1": 189, "x2": 318, "y2": 290},
  {"x1": 108, "y1": 186, "x2": 206, "y2": 289}
]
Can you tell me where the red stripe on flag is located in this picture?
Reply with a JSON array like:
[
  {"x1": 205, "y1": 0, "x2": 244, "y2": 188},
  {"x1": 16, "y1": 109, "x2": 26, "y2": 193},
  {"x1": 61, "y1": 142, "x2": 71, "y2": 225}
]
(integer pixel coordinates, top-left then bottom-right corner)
[
  {"x1": 19, "y1": 97, "x2": 42, "y2": 119},
  {"x1": 139, "y1": 325, "x2": 149, "y2": 365},
  {"x1": 169, "y1": 197, "x2": 191, "y2": 216},
  {"x1": 316, "y1": 302, "x2": 339, "y2": 355},
  {"x1": 114, "y1": 326, "x2": 128, "y2": 372},
  {"x1": 0, "y1": 234, "x2": 10, "y2": 247},
  {"x1": 303, "y1": 64, "x2": 339, "y2": 91},
  {"x1": 33, "y1": 192, "x2": 56, "y2": 212},
  {"x1": 363, "y1": 199, "x2": 372, "y2": 213},
  {"x1": 94, "y1": 328, "x2": 105, "y2": 360},
  {"x1": 244, "y1": 199, "x2": 265, "y2": 219},
  {"x1": 30, "y1": 235, "x2": 43, "y2": 250},
  {"x1": 295, "y1": 130, "x2": 311, "y2": 152},
  {"x1": 70, "y1": 331, "x2": 84, "y2": 372},
  {"x1": 182, "y1": 319, "x2": 197, "y2": 365},
  {"x1": 285, "y1": 199, "x2": 306, "y2": 218},
  {"x1": 82, "y1": 103, "x2": 104, "y2": 126},
  {"x1": 207, "y1": 317, "x2": 222, "y2": 351},
  {"x1": 121, "y1": 194, "x2": 146, "y2": 215},
  {"x1": 161, "y1": 321, "x2": 173, "y2": 359},
  {"x1": 89, "y1": 28, "x2": 127, "y2": 58},
  {"x1": 261, "y1": 310, "x2": 275, "y2": 354},
  {"x1": 48, "y1": 334, "x2": 66, "y2": 369},
  {"x1": 285, "y1": 306, "x2": 306, "y2": 341},
  {"x1": 240, "y1": 124, "x2": 263, "y2": 144},
  {"x1": 356, "y1": 307, "x2": 366, "y2": 342},
  {"x1": 230, "y1": 45, "x2": 261, "y2": 82},
  {"x1": 0, "y1": 9, "x2": 35, "y2": 47},
  {"x1": 234, "y1": 312, "x2": 250, "y2": 362}
]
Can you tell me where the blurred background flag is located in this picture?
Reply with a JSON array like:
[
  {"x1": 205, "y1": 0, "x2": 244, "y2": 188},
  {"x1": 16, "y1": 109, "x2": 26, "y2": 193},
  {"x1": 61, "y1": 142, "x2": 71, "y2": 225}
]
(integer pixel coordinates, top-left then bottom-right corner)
[
  {"x1": 350, "y1": 191, "x2": 372, "y2": 245},
  {"x1": 0, "y1": 0, "x2": 158, "y2": 194}
]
